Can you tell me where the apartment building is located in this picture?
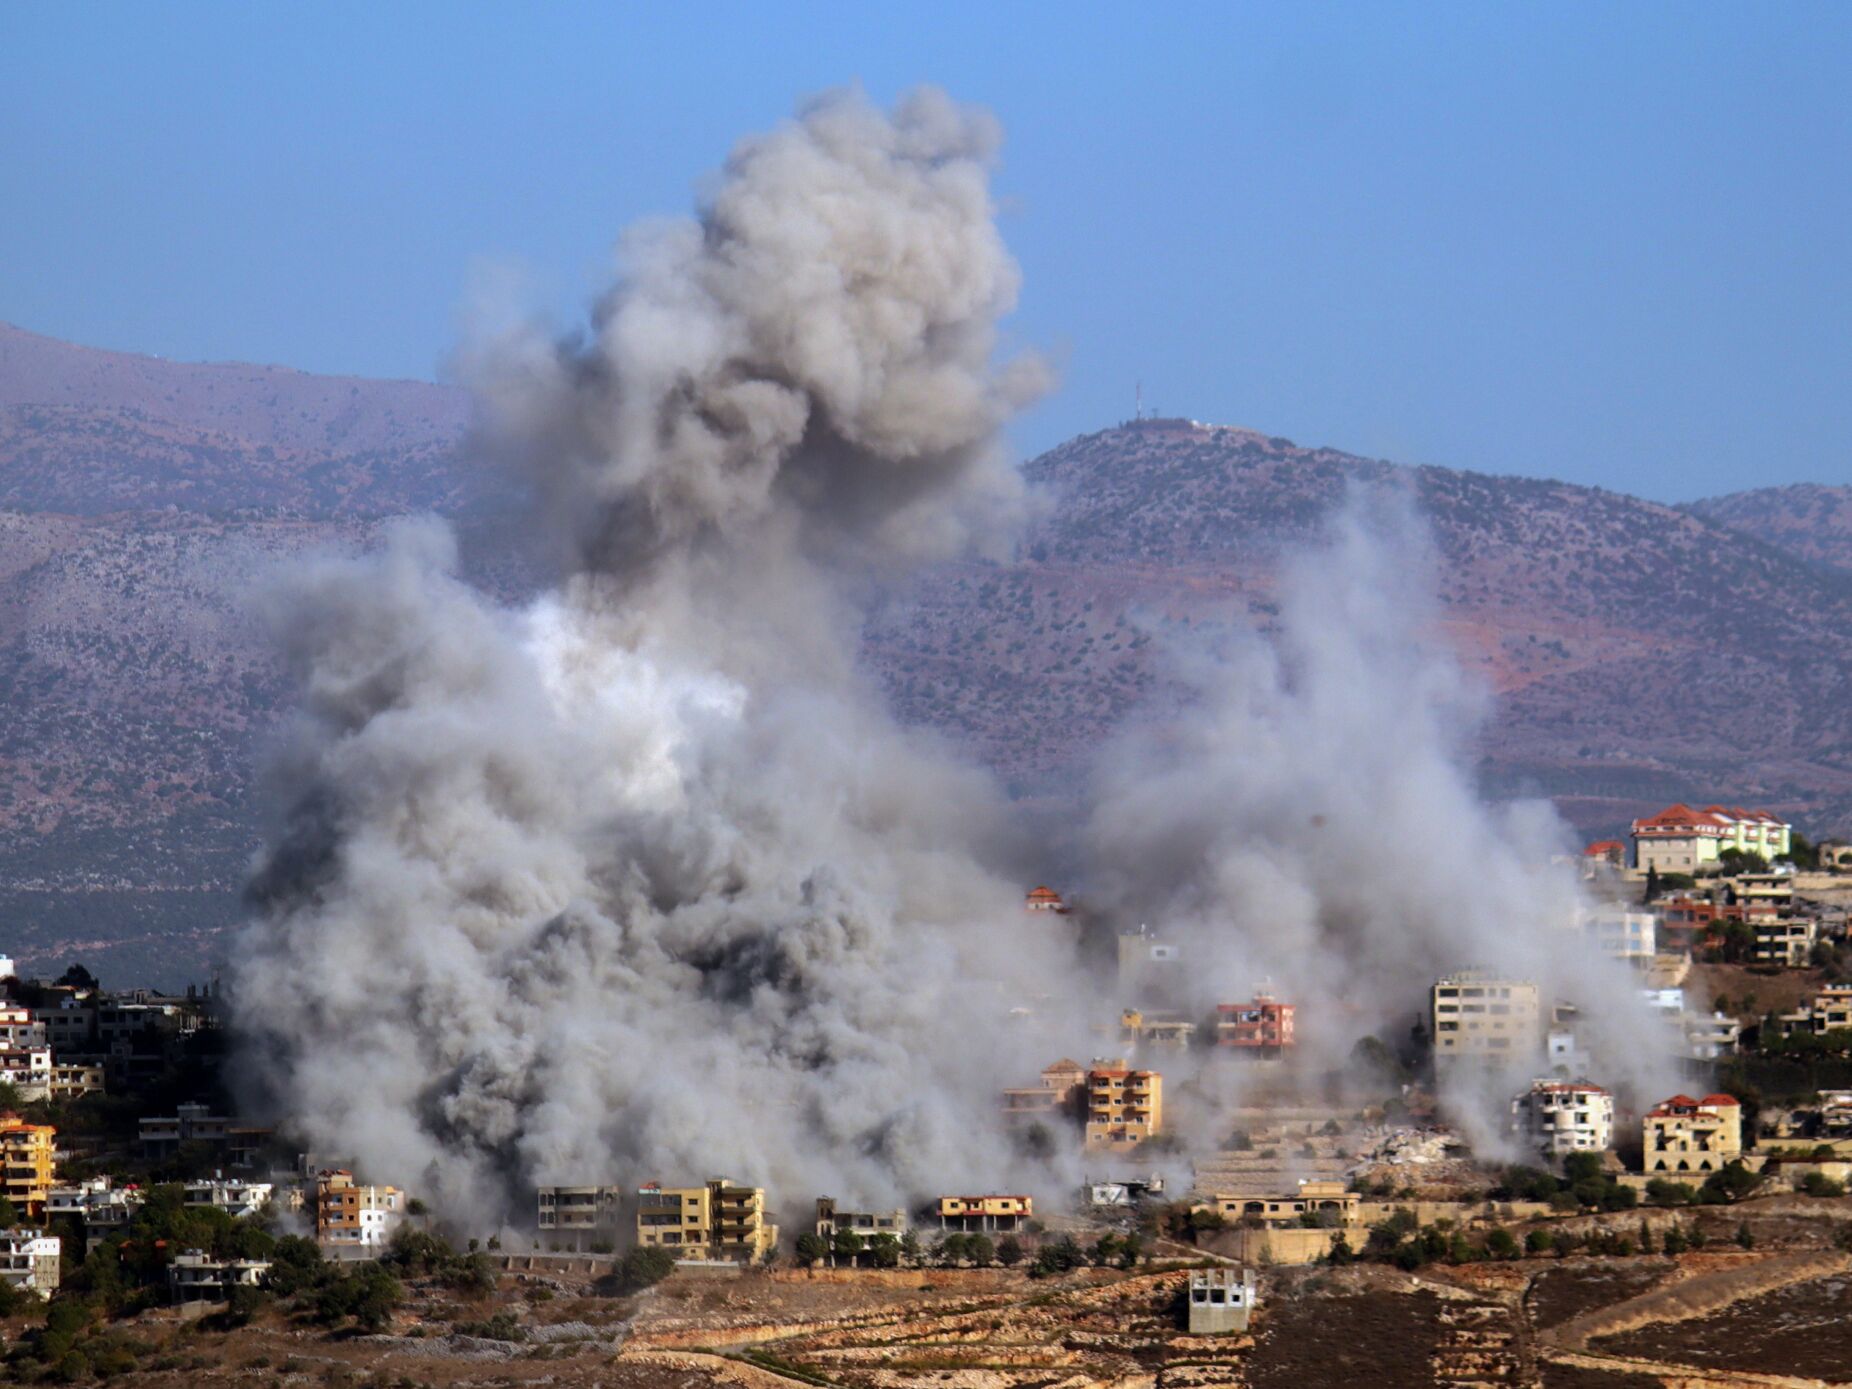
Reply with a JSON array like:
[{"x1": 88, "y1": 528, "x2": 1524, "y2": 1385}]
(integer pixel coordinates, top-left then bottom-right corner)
[
  {"x1": 1430, "y1": 974, "x2": 1543, "y2": 1065},
  {"x1": 1198, "y1": 1179, "x2": 1361, "y2": 1228},
  {"x1": 313, "y1": 1170, "x2": 402, "y2": 1250},
  {"x1": 0, "y1": 1115, "x2": 56, "y2": 1217},
  {"x1": 45, "y1": 1177, "x2": 139, "y2": 1242},
  {"x1": 139, "y1": 1104, "x2": 272, "y2": 1167},
  {"x1": 49, "y1": 1063, "x2": 103, "y2": 1100},
  {"x1": 168, "y1": 1250, "x2": 271, "y2": 1303},
  {"x1": 0, "y1": 1046, "x2": 51, "y2": 1099},
  {"x1": 1752, "y1": 917, "x2": 1817, "y2": 967},
  {"x1": 537, "y1": 1185, "x2": 624, "y2": 1247},
  {"x1": 0, "y1": 1006, "x2": 47, "y2": 1049},
  {"x1": 1511, "y1": 1080, "x2": 1614, "y2": 1157},
  {"x1": 1187, "y1": 1267, "x2": 1259, "y2": 1335},
  {"x1": 1084, "y1": 1060, "x2": 1163, "y2": 1150},
  {"x1": 936, "y1": 1194, "x2": 1032, "y2": 1233},
  {"x1": 1215, "y1": 992, "x2": 1296, "y2": 1054},
  {"x1": 1777, "y1": 984, "x2": 1852, "y2": 1037},
  {"x1": 814, "y1": 1198, "x2": 907, "y2": 1241},
  {"x1": 1644, "y1": 1094, "x2": 1742, "y2": 1176},
  {"x1": 1631, "y1": 804, "x2": 1792, "y2": 873},
  {"x1": 1579, "y1": 909, "x2": 1656, "y2": 964},
  {"x1": 0, "y1": 1228, "x2": 60, "y2": 1298},
  {"x1": 183, "y1": 1178, "x2": 274, "y2": 1219},
  {"x1": 635, "y1": 1179, "x2": 777, "y2": 1264},
  {"x1": 1001, "y1": 1058, "x2": 1086, "y2": 1122}
]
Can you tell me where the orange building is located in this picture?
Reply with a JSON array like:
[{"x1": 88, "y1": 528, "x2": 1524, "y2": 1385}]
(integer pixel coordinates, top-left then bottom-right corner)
[
  {"x1": 937, "y1": 1194, "x2": 1032, "y2": 1232},
  {"x1": 1216, "y1": 993, "x2": 1296, "y2": 1054},
  {"x1": 1084, "y1": 1060, "x2": 1163, "y2": 1150},
  {"x1": 0, "y1": 1114, "x2": 56, "y2": 1217},
  {"x1": 1024, "y1": 885, "x2": 1069, "y2": 914}
]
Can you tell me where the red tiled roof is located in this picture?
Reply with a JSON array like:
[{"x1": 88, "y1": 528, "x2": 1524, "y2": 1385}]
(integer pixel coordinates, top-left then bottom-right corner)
[
  {"x1": 1584, "y1": 839, "x2": 1625, "y2": 855},
  {"x1": 1699, "y1": 1093, "x2": 1741, "y2": 1107}
]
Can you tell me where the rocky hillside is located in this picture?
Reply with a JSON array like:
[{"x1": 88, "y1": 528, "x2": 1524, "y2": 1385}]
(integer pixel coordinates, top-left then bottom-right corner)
[
  {"x1": 0, "y1": 328, "x2": 1846, "y2": 982},
  {"x1": 867, "y1": 420, "x2": 1852, "y2": 839},
  {"x1": 1685, "y1": 483, "x2": 1852, "y2": 576}
]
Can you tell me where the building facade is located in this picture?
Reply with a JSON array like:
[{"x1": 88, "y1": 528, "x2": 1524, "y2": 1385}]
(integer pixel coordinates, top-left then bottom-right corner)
[
  {"x1": 1187, "y1": 1267, "x2": 1258, "y2": 1335},
  {"x1": 0, "y1": 1228, "x2": 60, "y2": 1297},
  {"x1": 1430, "y1": 974, "x2": 1542, "y2": 1066},
  {"x1": 537, "y1": 1185, "x2": 625, "y2": 1247},
  {"x1": 937, "y1": 1195, "x2": 1032, "y2": 1232},
  {"x1": 1198, "y1": 1179, "x2": 1361, "y2": 1229},
  {"x1": 1215, "y1": 993, "x2": 1296, "y2": 1054},
  {"x1": 1644, "y1": 1094, "x2": 1742, "y2": 1175},
  {"x1": 1001, "y1": 1058, "x2": 1085, "y2": 1123},
  {"x1": 1084, "y1": 1061, "x2": 1163, "y2": 1150},
  {"x1": 1511, "y1": 1080, "x2": 1614, "y2": 1157},
  {"x1": 814, "y1": 1198, "x2": 907, "y2": 1241},
  {"x1": 1632, "y1": 804, "x2": 1792, "y2": 873},
  {"x1": 635, "y1": 1179, "x2": 777, "y2": 1264},
  {"x1": 313, "y1": 1170, "x2": 402, "y2": 1250},
  {"x1": 0, "y1": 1116, "x2": 56, "y2": 1217}
]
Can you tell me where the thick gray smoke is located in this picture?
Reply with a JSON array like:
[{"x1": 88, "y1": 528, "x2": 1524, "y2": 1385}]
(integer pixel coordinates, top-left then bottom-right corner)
[
  {"x1": 233, "y1": 88, "x2": 1077, "y2": 1223},
  {"x1": 1082, "y1": 497, "x2": 1682, "y2": 1146}
]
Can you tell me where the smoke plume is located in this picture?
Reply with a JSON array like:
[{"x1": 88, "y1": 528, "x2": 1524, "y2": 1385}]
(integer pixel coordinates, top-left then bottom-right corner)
[{"x1": 233, "y1": 88, "x2": 1076, "y2": 1222}]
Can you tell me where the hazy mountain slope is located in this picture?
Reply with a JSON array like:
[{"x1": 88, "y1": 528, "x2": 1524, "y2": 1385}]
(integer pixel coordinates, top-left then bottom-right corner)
[
  {"x1": 0, "y1": 331, "x2": 1846, "y2": 982},
  {"x1": 864, "y1": 420, "x2": 1852, "y2": 838},
  {"x1": 1686, "y1": 483, "x2": 1852, "y2": 575}
]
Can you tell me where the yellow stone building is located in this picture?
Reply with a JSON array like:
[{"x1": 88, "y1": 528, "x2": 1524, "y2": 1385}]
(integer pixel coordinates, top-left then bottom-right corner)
[
  {"x1": 1084, "y1": 1060, "x2": 1163, "y2": 1150},
  {"x1": 635, "y1": 1178, "x2": 778, "y2": 1264},
  {"x1": 1643, "y1": 1094, "x2": 1742, "y2": 1176},
  {"x1": 0, "y1": 1115, "x2": 56, "y2": 1217}
]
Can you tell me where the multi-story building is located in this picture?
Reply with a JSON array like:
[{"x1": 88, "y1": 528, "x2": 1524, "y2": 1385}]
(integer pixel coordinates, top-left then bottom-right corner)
[
  {"x1": 45, "y1": 1177, "x2": 140, "y2": 1243},
  {"x1": 1643, "y1": 1093, "x2": 1742, "y2": 1175},
  {"x1": 1001, "y1": 1058, "x2": 1086, "y2": 1123},
  {"x1": 183, "y1": 1178, "x2": 273, "y2": 1219},
  {"x1": 139, "y1": 1104, "x2": 272, "y2": 1167},
  {"x1": 0, "y1": 1228, "x2": 60, "y2": 1298},
  {"x1": 1631, "y1": 804, "x2": 1792, "y2": 873},
  {"x1": 313, "y1": 1170, "x2": 402, "y2": 1250},
  {"x1": 168, "y1": 1250, "x2": 271, "y2": 1303},
  {"x1": 48, "y1": 1063, "x2": 103, "y2": 1101},
  {"x1": 1511, "y1": 1080, "x2": 1614, "y2": 1157},
  {"x1": 936, "y1": 1194, "x2": 1032, "y2": 1233},
  {"x1": 813, "y1": 1198, "x2": 907, "y2": 1242},
  {"x1": 1197, "y1": 1179, "x2": 1362, "y2": 1228},
  {"x1": 1580, "y1": 909, "x2": 1656, "y2": 964},
  {"x1": 1776, "y1": 984, "x2": 1852, "y2": 1038},
  {"x1": 0, "y1": 1116, "x2": 56, "y2": 1216},
  {"x1": 1215, "y1": 992, "x2": 1296, "y2": 1054},
  {"x1": 1819, "y1": 1090, "x2": 1852, "y2": 1137},
  {"x1": 0, "y1": 1006, "x2": 47, "y2": 1049},
  {"x1": 1681, "y1": 1010, "x2": 1742, "y2": 1061},
  {"x1": 1752, "y1": 917, "x2": 1816, "y2": 967},
  {"x1": 1430, "y1": 974, "x2": 1542, "y2": 1066},
  {"x1": 635, "y1": 1179, "x2": 777, "y2": 1264},
  {"x1": 0, "y1": 1046, "x2": 52, "y2": 1099},
  {"x1": 536, "y1": 1185, "x2": 625, "y2": 1247},
  {"x1": 1084, "y1": 1060, "x2": 1163, "y2": 1150}
]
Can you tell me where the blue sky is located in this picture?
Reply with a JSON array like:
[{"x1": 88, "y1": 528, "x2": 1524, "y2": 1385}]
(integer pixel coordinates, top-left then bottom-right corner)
[{"x1": 3, "y1": 3, "x2": 1848, "y2": 501}]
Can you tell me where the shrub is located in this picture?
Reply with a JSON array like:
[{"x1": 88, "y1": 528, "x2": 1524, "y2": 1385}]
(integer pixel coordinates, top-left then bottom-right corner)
[
  {"x1": 1645, "y1": 1179, "x2": 1696, "y2": 1206},
  {"x1": 1801, "y1": 1172, "x2": 1846, "y2": 1198},
  {"x1": 1524, "y1": 1229, "x2": 1554, "y2": 1255},
  {"x1": 997, "y1": 1235, "x2": 1024, "y2": 1266},
  {"x1": 1484, "y1": 1229, "x2": 1519, "y2": 1260}
]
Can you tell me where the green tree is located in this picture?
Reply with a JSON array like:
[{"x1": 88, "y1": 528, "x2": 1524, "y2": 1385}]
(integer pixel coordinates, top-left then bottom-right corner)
[
  {"x1": 1524, "y1": 1229, "x2": 1554, "y2": 1255},
  {"x1": 867, "y1": 1233, "x2": 901, "y2": 1269},
  {"x1": 832, "y1": 1229, "x2": 865, "y2": 1266},
  {"x1": 1484, "y1": 1228, "x2": 1519, "y2": 1260},
  {"x1": 1735, "y1": 1220, "x2": 1755, "y2": 1249},
  {"x1": 966, "y1": 1233, "x2": 995, "y2": 1267},
  {"x1": 1801, "y1": 1171, "x2": 1846, "y2": 1198},
  {"x1": 793, "y1": 1231, "x2": 828, "y2": 1267},
  {"x1": 1091, "y1": 1234, "x2": 1120, "y2": 1267},
  {"x1": 996, "y1": 1235, "x2": 1024, "y2": 1267}
]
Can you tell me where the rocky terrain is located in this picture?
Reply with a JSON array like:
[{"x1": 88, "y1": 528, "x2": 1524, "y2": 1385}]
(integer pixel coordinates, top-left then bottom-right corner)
[
  {"x1": 0, "y1": 323, "x2": 1847, "y2": 982},
  {"x1": 1686, "y1": 483, "x2": 1852, "y2": 577}
]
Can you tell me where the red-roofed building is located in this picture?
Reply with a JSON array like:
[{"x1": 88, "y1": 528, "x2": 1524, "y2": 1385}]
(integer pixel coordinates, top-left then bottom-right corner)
[
  {"x1": 1215, "y1": 993, "x2": 1295, "y2": 1056},
  {"x1": 1644, "y1": 1092, "x2": 1741, "y2": 1174},
  {"x1": 1632, "y1": 803, "x2": 1792, "y2": 873},
  {"x1": 1024, "y1": 885, "x2": 1069, "y2": 915},
  {"x1": 1583, "y1": 840, "x2": 1626, "y2": 868}
]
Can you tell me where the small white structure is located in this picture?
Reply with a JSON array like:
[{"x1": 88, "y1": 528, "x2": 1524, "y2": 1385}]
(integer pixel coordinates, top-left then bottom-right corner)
[
  {"x1": 1187, "y1": 1266, "x2": 1257, "y2": 1334},
  {"x1": 183, "y1": 1177, "x2": 273, "y2": 1220},
  {"x1": 168, "y1": 1250, "x2": 271, "y2": 1303},
  {"x1": 0, "y1": 1228, "x2": 61, "y2": 1297},
  {"x1": 1511, "y1": 1079, "x2": 1614, "y2": 1157},
  {"x1": 1085, "y1": 1174, "x2": 1166, "y2": 1207}
]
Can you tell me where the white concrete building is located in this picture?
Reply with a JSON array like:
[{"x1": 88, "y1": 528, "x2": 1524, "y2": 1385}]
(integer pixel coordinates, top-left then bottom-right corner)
[
  {"x1": 0, "y1": 1228, "x2": 61, "y2": 1297},
  {"x1": 168, "y1": 1250, "x2": 271, "y2": 1303},
  {"x1": 46, "y1": 1177, "x2": 141, "y2": 1241},
  {"x1": 1580, "y1": 909, "x2": 1656, "y2": 964},
  {"x1": 1511, "y1": 1079, "x2": 1614, "y2": 1157},
  {"x1": 183, "y1": 1178, "x2": 274, "y2": 1219}
]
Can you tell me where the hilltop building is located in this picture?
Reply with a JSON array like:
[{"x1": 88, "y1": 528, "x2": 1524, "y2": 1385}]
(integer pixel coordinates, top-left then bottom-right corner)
[
  {"x1": 0, "y1": 1229, "x2": 60, "y2": 1298},
  {"x1": 1024, "y1": 885, "x2": 1069, "y2": 914},
  {"x1": 1197, "y1": 1180, "x2": 1361, "y2": 1229},
  {"x1": 1579, "y1": 909, "x2": 1656, "y2": 965},
  {"x1": 1631, "y1": 804, "x2": 1792, "y2": 873},
  {"x1": 636, "y1": 1179, "x2": 778, "y2": 1264},
  {"x1": 1511, "y1": 1080, "x2": 1613, "y2": 1157},
  {"x1": 1777, "y1": 984, "x2": 1852, "y2": 1037},
  {"x1": 1430, "y1": 974, "x2": 1542, "y2": 1066},
  {"x1": 1084, "y1": 1060, "x2": 1163, "y2": 1150},
  {"x1": 313, "y1": 1170, "x2": 402, "y2": 1251},
  {"x1": 1001, "y1": 1058, "x2": 1086, "y2": 1123},
  {"x1": 168, "y1": 1251, "x2": 271, "y2": 1303},
  {"x1": 1187, "y1": 1267, "x2": 1258, "y2": 1335},
  {"x1": 536, "y1": 1185, "x2": 625, "y2": 1248},
  {"x1": 1215, "y1": 992, "x2": 1296, "y2": 1054},
  {"x1": 1118, "y1": 1009, "x2": 1197, "y2": 1051},
  {"x1": 814, "y1": 1198, "x2": 907, "y2": 1242},
  {"x1": 1644, "y1": 1094, "x2": 1742, "y2": 1176},
  {"x1": 936, "y1": 1195, "x2": 1031, "y2": 1233},
  {"x1": 183, "y1": 1178, "x2": 273, "y2": 1219},
  {"x1": 46, "y1": 1177, "x2": 139, "y2": 1246}
]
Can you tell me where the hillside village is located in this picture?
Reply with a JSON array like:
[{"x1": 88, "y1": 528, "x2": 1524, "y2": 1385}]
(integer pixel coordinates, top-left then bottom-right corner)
[{"x1": 0, "y1": 804, "x2": 1849, "y2": 1382}]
